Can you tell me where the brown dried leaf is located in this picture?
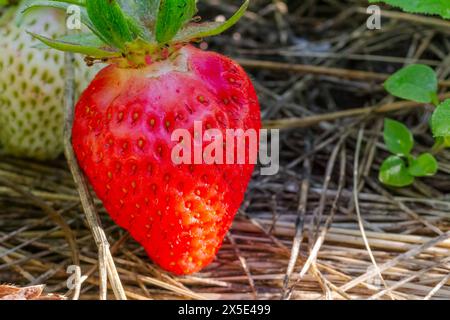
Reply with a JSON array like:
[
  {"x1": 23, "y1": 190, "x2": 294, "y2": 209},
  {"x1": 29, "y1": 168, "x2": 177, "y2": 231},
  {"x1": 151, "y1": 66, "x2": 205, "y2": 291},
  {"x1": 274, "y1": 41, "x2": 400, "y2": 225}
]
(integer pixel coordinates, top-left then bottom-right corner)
[{"x1": 0, "y1": 285, "x2": 66, "y2": 300}]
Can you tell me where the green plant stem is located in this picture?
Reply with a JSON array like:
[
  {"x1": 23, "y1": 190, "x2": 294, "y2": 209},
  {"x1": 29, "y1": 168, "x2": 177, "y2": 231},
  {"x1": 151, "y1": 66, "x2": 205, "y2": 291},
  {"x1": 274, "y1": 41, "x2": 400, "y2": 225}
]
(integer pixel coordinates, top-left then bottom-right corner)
[
  {"x1": 406, "y1": 154, "x2": 414, "y2": 167},
  {"x1": 431, "y1": 93, "x2": 440, "y2": 107},
  {"x1": 431, "y1": 140, "x2": 446, "y2": 155}
]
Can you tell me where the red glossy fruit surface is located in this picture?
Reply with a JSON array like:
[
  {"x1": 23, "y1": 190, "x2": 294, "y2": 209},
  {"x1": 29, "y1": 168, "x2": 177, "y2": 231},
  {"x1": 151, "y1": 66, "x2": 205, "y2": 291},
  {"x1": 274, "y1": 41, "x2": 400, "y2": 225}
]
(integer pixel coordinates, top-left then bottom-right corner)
[{"x1": 72, "y1": 45, "x2": 261, "y2": 274}]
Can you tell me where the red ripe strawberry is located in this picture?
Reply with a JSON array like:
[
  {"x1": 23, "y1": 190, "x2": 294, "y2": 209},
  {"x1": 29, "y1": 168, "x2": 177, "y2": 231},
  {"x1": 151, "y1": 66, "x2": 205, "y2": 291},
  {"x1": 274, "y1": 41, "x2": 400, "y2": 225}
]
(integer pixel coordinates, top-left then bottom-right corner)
[
  {"x1": 29, "y1": 0, "x2": 259, "y2": 274},
  {"x1": 73, "y1": 45, "x2": 260, "y2": 274}
]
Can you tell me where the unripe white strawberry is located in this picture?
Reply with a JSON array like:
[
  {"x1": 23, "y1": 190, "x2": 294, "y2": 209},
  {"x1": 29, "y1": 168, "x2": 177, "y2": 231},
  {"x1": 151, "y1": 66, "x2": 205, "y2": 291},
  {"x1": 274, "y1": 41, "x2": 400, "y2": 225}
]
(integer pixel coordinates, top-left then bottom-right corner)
[{"x1": 0, "y1": 5, "x2": 97, "y2": 160}]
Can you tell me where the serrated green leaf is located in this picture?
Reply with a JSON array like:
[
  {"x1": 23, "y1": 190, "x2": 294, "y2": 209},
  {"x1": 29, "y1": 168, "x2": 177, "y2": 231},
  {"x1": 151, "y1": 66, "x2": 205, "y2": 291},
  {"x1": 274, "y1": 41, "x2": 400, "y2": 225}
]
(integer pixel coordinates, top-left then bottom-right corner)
[
  {"x1": 408, "y1": 153, "x2": 438, "y2": 177},
  {"x1": 384, "y1": 118, "x2": 414, "y2": 156},
  {"x1": 29, "y1": 32, "x2": 120, "y2": 58},
  {"x1": 86, "y1": 0, "x2": 134, "y2": 50},
  {"x1": 379, "y1": 155, "x2": 415, "y2": 187},
  {"x1": 174, "y1": 0, "x2": 249, "y2": 42},
  {"x1": 155, "y1": 0, "x2": 197, "y2": 44},
  {"x1": 369, "y1": 0, "x2": 450, "y2": 19},
  {"x1": 384, "y1": 64, "x2": 438, "y2": 103},
  {"x1": 431, "y1": 99, "x2": 450, "y2": 138}
]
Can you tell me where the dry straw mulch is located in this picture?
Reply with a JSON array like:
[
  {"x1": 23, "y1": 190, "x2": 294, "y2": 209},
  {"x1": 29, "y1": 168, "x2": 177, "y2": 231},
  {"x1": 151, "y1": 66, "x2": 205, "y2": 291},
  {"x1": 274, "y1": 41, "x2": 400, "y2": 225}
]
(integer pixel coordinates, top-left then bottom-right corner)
[{"x1": 0, "y1": 0, "x2": 449, "y2": 300}]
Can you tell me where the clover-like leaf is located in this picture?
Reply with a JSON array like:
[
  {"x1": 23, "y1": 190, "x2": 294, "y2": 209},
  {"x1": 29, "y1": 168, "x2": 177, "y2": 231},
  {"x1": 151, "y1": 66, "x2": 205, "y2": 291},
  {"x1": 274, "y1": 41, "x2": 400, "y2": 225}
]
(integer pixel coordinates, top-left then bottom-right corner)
[
  {"x1": 408, "y1": 153, "x2": 438, "y2": 177},
  {"x1": 368, "y1": 0, "x2": 450, "y2": 19},
  {"x1": 379, "y1": 156, "x2": 415, "y2": 187},
  {"x1": 431, "y1": 99, "x2": 450, "y2": 139},
  {"x1": 384, "y1": 118, "x2": 414, "y2": 156},
  {"x1": 384, "y1": 64, "x2": 438, "y2": 103}
]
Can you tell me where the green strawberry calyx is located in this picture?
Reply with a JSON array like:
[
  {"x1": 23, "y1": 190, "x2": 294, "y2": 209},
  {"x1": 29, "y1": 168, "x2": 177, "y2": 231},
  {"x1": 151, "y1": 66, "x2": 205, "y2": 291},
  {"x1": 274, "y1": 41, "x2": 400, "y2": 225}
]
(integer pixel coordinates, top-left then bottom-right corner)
[{"x1": 23, "y1": 0, "x2": 249, "y2": 68}]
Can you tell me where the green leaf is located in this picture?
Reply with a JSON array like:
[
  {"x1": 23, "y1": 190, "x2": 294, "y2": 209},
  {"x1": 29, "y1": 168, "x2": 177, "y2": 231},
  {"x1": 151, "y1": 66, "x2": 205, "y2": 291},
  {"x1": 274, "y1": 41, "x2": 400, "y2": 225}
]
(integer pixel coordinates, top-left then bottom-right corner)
[
  {"x1": 384, "y1": 118, "x2": 414, "y2": 156},
  {"x1": 86, "y1": 0, "x2": 134, "y2": 50},
  {"x1": 155, "y1": 0, "x2": 197, "y2": 44},
  {"x1": 379, "y1": 156, "x2": 415, "y2": 187},
  {"x1": 174, "y1": 0, "x2": 249, "y2": 41},
  {"x1": 384, "y1": 64, "x2": 438, "y2": 103},
  {"x1": 29, "y1": 32, "x2": 120, "y2": 58},
  {"x1": 431, "y1": 99, "x2": 450, "y2": 138},
  {"x1": 368, "y1": 0, "x2": 450, "y2": 19},
  {"x1": 408, "y1": 153, "x2": 438, "y2": 177}
]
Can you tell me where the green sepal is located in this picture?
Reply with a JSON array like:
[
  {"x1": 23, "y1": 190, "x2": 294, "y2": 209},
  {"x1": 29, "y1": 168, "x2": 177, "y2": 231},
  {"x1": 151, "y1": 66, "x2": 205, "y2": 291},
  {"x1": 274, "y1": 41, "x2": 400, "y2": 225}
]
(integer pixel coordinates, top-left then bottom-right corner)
[
  {"x1": 124, "y1": 14, "x2": 151, "y2": 41},
  {"x1": 23, "y1": 0, "x2": 250, "y2": 65},
  {"x1": 20, "y1": 1, "x2": 106, "y2": 42},
  {"x1": 29, "y1": 31, "x2": 121, "y2": 58},
  {"x1": 86, "y1": 0, "x2": 135, "y2": 50},
  {"x1": 174, "y1": 0, "x2": 249, "y2": 42},
  {"x1": 118, "y1": 0, "x2": 160, "y2": 39},
  {"x1": 118, "y1": 0, "x2": 160, "y2": 25},
  {"x1": 34, "y1": 32, "x2": 106, "y2": 49},
  {"x1": 155, "y1": 0, "x2": 197, "y2": 44}
]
